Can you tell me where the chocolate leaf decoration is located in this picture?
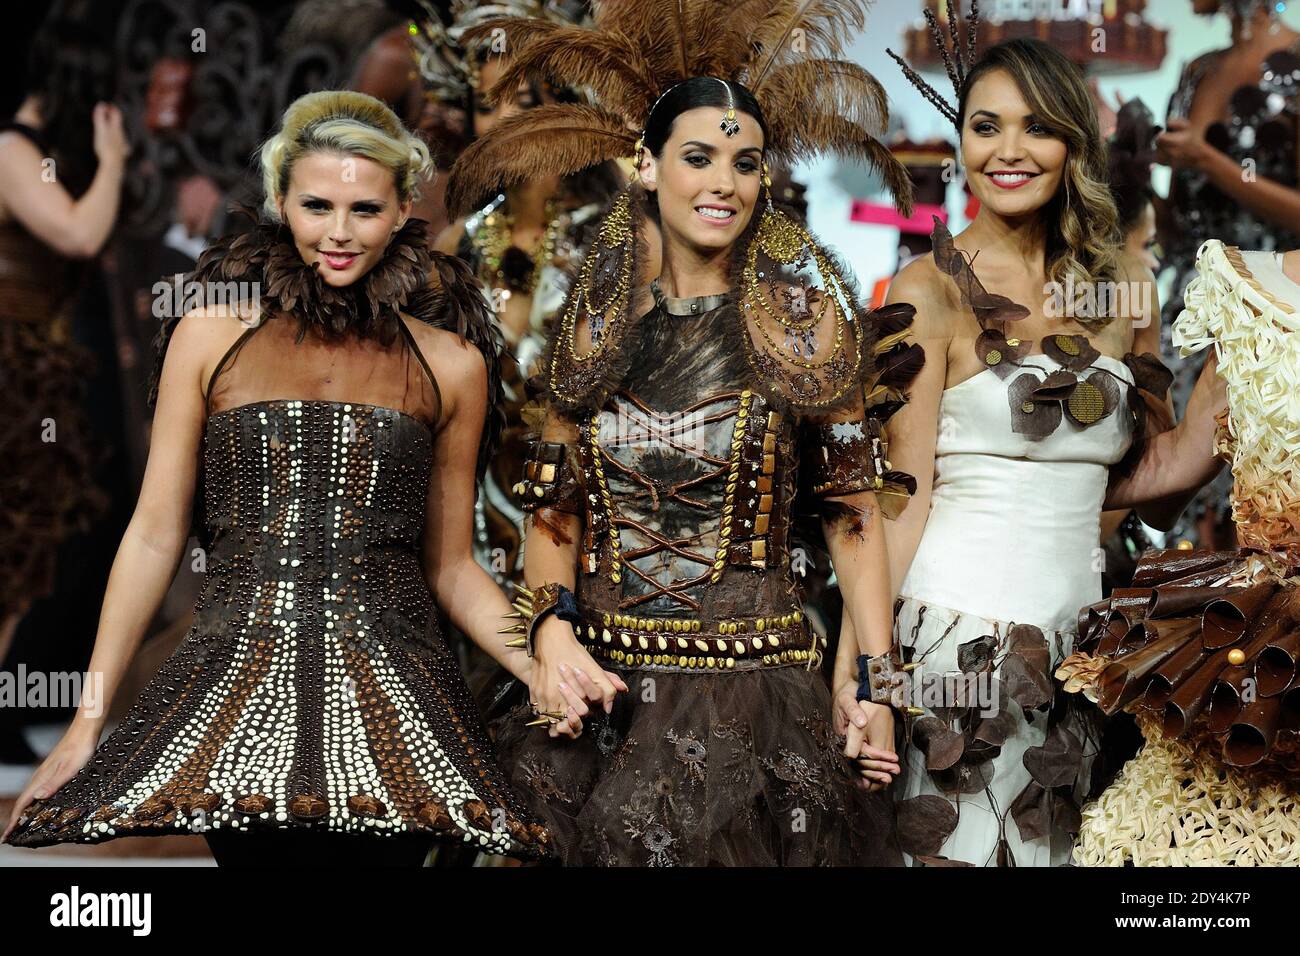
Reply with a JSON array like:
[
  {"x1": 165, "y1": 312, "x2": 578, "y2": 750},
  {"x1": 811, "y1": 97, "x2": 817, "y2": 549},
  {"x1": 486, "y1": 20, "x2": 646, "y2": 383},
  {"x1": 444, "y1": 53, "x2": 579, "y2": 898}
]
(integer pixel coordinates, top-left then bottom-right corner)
[
  {"x1": 957, "y1": 634, "x2": 998, "y2": 673},
  {"x1": 1043, "y1": 333, "x2": 1100, "y2": 372},
  {"x1": 1123, "y1": 351, "x2": 1174, "y2": 399},
  {"x1": 1053, "y1": 790, "x2": 1082, "y2": 836},
  {"x1": 1009, "y1": 780, "x2": 1053, "y2": 842},
  {"x1": 974, "y1": 328, "x2": 1015, "y2": 379},
  {"x1": 1008, "y1": 371, "x2": 1062, "y2": 438},
  {"x1": 970, "y1": 678, "x2": 1018, "y2": 747},
  {"x1": 1022, "y1": 724, "x2": 1083, "y2": 790},
  {"x1": 1063, "y1": 370, "x2": 1119, "y2": 427},
  {"x1": 1030, "y1": 369, "x2": 1078, "y2": 401},
  {"x1": 930, "y1": 217, "x2": 1031, "y2": 325},
  {"x1": 911, "y1": 715, "x2": 966, "y2": 771},
  {"x1": 931, "y1": 755, "x2": 995, "y2": 795},
  {"x1": 896, "y1": 794, "x2": 959, "y2": 857},
  {"x1": 1007, "y1": 624, "x2": 1050, "y2": 673},
  {"x1": 960, "y1": 736, "x2": 1002, "y2": 765},
  {"x1": 1002, "y1": 650, "x2": 1053, "y2": 709},
  {"x1": 971, "y1": 291, "x2": 1031, "y2": 325}
]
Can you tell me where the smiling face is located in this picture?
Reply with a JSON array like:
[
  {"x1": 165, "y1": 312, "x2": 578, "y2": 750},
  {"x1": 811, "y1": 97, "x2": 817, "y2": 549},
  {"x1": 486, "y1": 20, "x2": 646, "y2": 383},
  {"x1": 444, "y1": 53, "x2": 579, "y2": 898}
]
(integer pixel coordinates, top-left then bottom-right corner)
[
  {"x1": 961, "y1": 69, "x2": 1067, "y2": 220},
  {"x1": 640, "y1": 106, "x2": 764, "y2": 256},
  {"x1": 280, "y1": 151, "x2": 410, "y2": 287}
]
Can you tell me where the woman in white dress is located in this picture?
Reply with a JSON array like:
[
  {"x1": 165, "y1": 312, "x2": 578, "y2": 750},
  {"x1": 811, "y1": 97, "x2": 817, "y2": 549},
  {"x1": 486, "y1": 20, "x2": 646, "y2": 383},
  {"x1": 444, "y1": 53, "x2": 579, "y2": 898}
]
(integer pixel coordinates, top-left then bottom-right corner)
[{"x1": 830, "y1": 32, "x2": 1227, "y2": 866}]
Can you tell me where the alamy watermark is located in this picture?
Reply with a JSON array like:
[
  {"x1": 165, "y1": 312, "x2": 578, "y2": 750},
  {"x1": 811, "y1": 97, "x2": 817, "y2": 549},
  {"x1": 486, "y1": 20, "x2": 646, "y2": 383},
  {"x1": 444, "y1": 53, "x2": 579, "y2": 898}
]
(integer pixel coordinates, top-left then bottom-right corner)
[
  {"x1": 0, "y1": 666, "x2": 104, "y2": 717},
  {"x1": 151, "y1": 275, "x2": 263, "y2": 324},
  {"x1": 1044, "y1": 276, "x2": 1154, "y2": 328}
]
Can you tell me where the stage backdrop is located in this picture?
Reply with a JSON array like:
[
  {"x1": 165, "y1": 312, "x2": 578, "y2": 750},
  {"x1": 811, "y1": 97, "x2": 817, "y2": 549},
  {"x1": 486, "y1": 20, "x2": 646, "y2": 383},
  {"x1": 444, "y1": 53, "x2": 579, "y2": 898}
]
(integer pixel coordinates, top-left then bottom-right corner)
[{"x1": 801, "y1": 0, "x2": 1300, "y2": 290}]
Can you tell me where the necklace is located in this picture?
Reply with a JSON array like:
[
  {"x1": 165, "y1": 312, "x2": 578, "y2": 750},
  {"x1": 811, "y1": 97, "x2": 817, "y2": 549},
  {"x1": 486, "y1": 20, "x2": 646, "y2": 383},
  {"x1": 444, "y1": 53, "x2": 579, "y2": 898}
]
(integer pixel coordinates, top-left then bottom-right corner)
[{"x1": 472, "y1": 195, "x2": 562, "y2": 309}]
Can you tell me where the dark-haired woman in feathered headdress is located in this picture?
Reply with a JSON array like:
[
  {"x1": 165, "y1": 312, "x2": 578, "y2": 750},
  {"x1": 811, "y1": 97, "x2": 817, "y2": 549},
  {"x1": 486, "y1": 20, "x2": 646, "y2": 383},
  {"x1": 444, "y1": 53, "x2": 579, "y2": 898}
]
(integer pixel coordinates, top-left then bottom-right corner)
[
  {"x1": 3, "y1": 90, "x2": 565, "y2": 866},
  {"x1": 445, "y1": 0, "x2": 922, "y2": 866}
]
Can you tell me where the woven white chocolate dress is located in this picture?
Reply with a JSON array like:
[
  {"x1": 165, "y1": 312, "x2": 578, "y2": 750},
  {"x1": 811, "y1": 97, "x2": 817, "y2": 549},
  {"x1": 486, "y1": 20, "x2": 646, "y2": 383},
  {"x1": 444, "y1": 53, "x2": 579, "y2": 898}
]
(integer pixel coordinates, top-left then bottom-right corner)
[{"x1": 1062, "y1": 241, "x2": 1300, "y2": 866}]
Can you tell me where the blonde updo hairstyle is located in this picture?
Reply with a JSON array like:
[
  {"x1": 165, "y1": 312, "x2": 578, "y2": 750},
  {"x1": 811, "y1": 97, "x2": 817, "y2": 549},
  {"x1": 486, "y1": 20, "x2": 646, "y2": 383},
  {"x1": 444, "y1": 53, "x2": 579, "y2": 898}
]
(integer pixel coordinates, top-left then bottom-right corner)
[{"x1": 259, "y1": 90, "x2": 435, "y2": 221}]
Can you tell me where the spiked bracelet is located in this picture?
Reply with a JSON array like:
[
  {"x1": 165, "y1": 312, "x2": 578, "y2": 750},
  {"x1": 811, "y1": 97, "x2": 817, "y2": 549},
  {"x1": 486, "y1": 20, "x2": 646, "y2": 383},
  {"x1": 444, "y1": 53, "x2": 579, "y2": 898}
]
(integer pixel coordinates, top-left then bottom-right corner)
[
  {"x1": 856, "y1": 650, "x2": 920, "y2": 716},
  {"x1": 501, "y1": 583, "x2": 580, "y2": 657}
]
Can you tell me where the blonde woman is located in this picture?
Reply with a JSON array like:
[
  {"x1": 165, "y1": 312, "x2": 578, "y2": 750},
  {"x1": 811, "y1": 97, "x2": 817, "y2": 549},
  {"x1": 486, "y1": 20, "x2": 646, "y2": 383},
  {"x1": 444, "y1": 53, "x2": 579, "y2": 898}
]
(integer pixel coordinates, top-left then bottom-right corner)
[
  {"x1": 2, "y1": 90, "x2": 615, "y2": 866},
  {"x1": 864, "y1": 33, "x2": 1227, "y2": 866}
]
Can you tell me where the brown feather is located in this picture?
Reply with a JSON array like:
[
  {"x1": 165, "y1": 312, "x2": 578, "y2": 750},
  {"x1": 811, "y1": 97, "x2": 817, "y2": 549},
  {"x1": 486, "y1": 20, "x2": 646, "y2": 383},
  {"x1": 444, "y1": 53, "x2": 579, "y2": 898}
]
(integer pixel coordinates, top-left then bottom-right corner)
[
  {"x1": 767, "y1": 111, "x2": 914, "y2": 216},
  {"x1": 445, "y1": 104, "x2": 637, "y2": 217},
  {"x1": 479, "y1": 26, "x2": 657, "y2": 120},
  {"x1": 592, "y1": 0, "x2": 690, "y2": 81},
  {"x1": 459, "y1": 15, "x2": 565, "y2": 52},
  {"x1": 756, "y1": 59, "x2": 889, "y2": 136},
  {"x1": 746, "y1": 0, "x2": 875, "y2": 87}
]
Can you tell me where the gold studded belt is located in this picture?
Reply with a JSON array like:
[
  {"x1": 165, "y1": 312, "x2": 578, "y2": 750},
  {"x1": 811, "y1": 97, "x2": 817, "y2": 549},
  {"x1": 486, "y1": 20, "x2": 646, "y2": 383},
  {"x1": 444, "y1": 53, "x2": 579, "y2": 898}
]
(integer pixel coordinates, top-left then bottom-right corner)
[{"x1": 567, "y1": 605, "x2": 819, "y2": 672}]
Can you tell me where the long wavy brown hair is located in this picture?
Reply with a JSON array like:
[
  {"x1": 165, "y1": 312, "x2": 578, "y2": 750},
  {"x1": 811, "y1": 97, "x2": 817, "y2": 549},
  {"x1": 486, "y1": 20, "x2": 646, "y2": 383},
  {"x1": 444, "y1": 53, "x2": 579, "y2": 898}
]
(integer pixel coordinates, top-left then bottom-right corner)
[{"x1": 959, "y1": 39, "x2": 1120, "y2": 329}]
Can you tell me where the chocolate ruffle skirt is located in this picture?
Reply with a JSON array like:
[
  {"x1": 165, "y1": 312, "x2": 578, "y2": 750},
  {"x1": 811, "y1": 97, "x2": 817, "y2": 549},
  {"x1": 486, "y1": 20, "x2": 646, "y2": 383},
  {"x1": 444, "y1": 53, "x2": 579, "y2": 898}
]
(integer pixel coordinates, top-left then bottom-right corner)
[{"x1": 492, "y1": 664, "x2": 902, "y2": 866}]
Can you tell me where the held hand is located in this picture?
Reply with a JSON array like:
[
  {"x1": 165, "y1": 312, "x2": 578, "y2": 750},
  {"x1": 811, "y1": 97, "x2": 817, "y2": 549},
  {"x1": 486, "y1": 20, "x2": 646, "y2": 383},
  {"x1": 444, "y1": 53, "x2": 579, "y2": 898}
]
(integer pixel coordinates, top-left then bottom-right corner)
[
  {"x1": 834, "y1": 680, "x2": 900, "y2": 793},
  {"x1": 2, "y1": 729, "x2": 97, "y2": 842},
  {"x1": 92, "y1": 103, "x2": 130, "y2": 168},
  {"x1": 528, "y1": 618, "x2": 629, "y2": 740},
  {"x1": 1154, "y1": 118, "x2": 1209, "y2": 171}
]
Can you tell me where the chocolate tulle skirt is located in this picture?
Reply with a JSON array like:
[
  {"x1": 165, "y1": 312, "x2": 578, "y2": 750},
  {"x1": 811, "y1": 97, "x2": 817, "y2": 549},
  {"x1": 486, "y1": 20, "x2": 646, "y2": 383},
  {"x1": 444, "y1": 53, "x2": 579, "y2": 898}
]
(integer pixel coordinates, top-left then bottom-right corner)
[{"x1": 491, "y1": 665, "x2": 902, "y2": 866}]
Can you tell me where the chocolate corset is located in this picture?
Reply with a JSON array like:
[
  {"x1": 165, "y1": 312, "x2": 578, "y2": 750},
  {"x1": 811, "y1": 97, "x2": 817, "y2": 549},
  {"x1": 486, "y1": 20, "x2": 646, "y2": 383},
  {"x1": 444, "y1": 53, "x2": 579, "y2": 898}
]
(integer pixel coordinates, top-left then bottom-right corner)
[{"x1": 565, "y1": 295, "x2": 819, "y2": 674}]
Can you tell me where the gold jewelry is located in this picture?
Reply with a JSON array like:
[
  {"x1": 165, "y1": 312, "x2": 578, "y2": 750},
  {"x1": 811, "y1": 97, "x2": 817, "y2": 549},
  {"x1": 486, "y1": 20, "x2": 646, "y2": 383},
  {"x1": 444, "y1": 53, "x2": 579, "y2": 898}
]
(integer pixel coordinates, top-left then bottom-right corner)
[
  {"x1": 549, "y1": 190, "x2": 636, "y2": 389},
  {"x1": 471, "y1": 196, "x2": 561, "y2": 306},
  {"x1": 499, "y1": 583, "x2": 573, "y2": 656},
  {"x1": 717, "y1": 79, "x2": 741, "y2": 136},
  {"x1": 741, "y1": 206, "x2": 853, "y2": 370}
]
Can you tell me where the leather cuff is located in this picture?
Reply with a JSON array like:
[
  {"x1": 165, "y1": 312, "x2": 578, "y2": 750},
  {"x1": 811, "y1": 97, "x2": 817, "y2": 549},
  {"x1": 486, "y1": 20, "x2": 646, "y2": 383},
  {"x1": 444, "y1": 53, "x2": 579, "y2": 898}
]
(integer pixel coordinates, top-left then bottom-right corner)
[
  {"x1": 810, "y1": 418, "x2": 889, "y2": 497},
  {"x1": 856, "y1": 650, "x2": 911, "y2": 713},
  {"x1": 515, "y1": 441, "x2": 583, "y2": 514}
]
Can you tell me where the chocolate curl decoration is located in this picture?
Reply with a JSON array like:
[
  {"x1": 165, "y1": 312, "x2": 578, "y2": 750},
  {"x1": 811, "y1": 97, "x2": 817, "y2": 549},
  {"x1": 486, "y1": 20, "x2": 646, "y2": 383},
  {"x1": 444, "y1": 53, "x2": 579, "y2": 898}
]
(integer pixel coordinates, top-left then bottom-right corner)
[
  {"x1": 1201, "y1": 581, "x2": 1277, "y2": 649},
  {"x1": 1096, "y1": 617, "x2": 1200, "y2": 713},
  {"x1": 1256, "y1": 630, "x2": 1300, "y2": 697},
  {"x1": 1131, "y1": 549, "x2": 1239, "y2": 588},
  {"x1": 1223, "y1": 696, "x2": 1284, "y2": 767}
]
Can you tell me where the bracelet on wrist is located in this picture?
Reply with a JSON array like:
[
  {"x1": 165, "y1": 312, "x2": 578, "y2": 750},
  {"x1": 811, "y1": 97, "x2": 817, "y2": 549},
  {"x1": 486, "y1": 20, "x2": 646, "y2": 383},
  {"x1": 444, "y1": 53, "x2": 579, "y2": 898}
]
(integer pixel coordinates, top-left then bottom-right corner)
[
  {"x1": 856, "y1": 650, "x2": 922, "y2": 717},
  {"x1": 501, "y1": 583, "x2": 580, "y2": 657}
]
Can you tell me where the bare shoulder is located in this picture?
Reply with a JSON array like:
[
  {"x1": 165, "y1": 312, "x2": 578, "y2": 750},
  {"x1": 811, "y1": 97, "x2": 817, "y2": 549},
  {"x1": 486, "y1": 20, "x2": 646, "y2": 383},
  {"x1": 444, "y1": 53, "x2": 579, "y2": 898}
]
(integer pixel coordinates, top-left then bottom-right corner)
[
  {"x1": 433, "y1": 218, "x2": 468, "y2": 256},
  {"x1": 402, "y1": 317, "x2": 487, "y2": 394},
  {"x1": 886, "y1": 254, "x2": 959, "y2": 339},
  {"x1": 0, "y1": 129, "x2": 42, "y2": 163},
  {"x1": 172, "y1": 305, "x2": 259, "y2": 354},
  {"x1": 1112, "y1": 249, "x2": 1157, "y2": 291}
]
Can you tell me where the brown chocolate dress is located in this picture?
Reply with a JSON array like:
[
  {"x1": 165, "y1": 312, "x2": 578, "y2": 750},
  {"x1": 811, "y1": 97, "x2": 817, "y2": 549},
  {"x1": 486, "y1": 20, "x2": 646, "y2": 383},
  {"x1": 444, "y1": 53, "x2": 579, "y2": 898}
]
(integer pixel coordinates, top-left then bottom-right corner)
[
  {"x1": 4, "y1": 220, "x2": 548, "y2": 858},
  {"x1": 494, "y1": 228, "x2": 920, "y2": 865},
  {"x1": 0, "y1": 123, "x2": 106, "y2": 619}
]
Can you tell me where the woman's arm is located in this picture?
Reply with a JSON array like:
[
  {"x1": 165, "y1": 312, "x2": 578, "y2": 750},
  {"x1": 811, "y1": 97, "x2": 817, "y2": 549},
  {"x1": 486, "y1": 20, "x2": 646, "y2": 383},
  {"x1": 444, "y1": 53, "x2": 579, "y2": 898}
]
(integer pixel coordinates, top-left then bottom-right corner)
[
  {"x1": 418, "y1": 333, "x2": 534, "y2": 684},
  {"x1": 1104, "y1": 350, "x2": 1227, "y2": 513},
  {"x1": 3, "y1": 307, "x2": 217, "y2": 839},
  {"x1": 1156, "y1": 118, "x2": 1300, "y2": 235},
  {"x1": 0, "y1": 104, "x2": 128, "y2": 258},
  {"x1": 515, "y1": 406, "x2": 628, "y2": 738},
  {"x1": 831, "y1": 264, "x2": 947, "y2": 695},
  {"x1": 1101, "y1": 256, "x2": 1170, "y2": 535}
]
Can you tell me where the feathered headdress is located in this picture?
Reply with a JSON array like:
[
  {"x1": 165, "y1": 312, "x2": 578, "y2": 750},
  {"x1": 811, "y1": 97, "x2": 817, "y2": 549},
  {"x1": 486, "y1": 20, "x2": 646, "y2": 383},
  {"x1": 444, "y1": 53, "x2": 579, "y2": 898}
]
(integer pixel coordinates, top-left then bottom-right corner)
[
  {"x1": 445, "y1": 0, "x2": 914, "y2": 217},
  {"x1": 886, "y1": 0, "x2": 981, "y2": 133},
  {"x1": 409, "y1": 0, "x2": 585, "y2": 103}
]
